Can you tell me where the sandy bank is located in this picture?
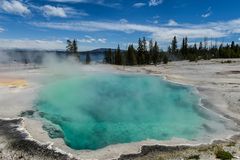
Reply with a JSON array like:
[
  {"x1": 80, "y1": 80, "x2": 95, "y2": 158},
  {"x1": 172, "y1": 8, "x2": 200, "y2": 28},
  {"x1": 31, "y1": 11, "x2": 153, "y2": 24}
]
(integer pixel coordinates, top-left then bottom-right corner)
[{"x1": 0, "y1": 79, "x2": 27, "y2": 88}]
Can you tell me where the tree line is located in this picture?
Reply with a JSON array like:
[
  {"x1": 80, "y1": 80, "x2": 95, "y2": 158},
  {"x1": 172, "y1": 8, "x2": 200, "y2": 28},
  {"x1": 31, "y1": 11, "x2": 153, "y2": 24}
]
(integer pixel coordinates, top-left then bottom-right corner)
[
  {"x1": 66, "y1": 37, "x2": 240, "y2": 65},
  {"x1": 170, "y1": 36, "x2": 240, "y2": 61},
  {"x1": 104, "y1": 36, "x2": 240, "y2": 65},
  {"x1": 104, "y1": 37, "x2": 168, "y2": 66}
]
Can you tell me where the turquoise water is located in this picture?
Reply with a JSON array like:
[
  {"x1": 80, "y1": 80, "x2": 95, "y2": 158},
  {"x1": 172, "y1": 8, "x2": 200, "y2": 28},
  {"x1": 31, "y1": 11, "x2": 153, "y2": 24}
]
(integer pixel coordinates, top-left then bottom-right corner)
[{"x1": 36, "y1": 73, "x2": 214, "y2": 150}]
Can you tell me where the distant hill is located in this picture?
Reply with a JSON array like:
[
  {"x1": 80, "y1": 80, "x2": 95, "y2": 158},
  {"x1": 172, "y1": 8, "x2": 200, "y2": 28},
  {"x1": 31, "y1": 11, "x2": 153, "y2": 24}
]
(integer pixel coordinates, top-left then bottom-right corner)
[
  {"x1": 81, "y1": 48, "x2": 109, "y2": 54},
  {"x1": 80, "y1": 48, "x2": 125, "y2": 63},
  {"x1": 0, "y1": 48, "x2": 124, "y2": 64},
  {"x1": 80, "y1": 48, "x2": 125, "y2": 54}
]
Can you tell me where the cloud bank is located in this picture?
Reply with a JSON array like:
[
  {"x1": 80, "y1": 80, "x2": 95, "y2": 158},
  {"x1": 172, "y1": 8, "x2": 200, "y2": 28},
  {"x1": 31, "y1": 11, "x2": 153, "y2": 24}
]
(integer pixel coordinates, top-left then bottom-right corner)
[
  {"x1": 31, "y1": 18, "x2": 240, "y2": 42},
  {"x1": 0, "y1": 27, "x2": 4, "y2": 32},
  {"x1": 42, "y1": 5, "x2": 67, "y2": 17},
  {"x1": 149, "y1": 0, "x2": 164, "y2": 6},
  {"x1": 48, "y1": 0, "x2": 121, "y2": 8},
  {"x1": 0, "y1": 0, "x2": 31, "y2": 16},
  {"x1": 202, "y1": 7, "x2": 212, "y2": 18},
  {"x1": 78, "y1": 35, "x2": 107, "y2": 43},
  {"x1": 0, "y1": 39, "x2": 65, "y2": 50},
  {"x1": 133, "y1": 3, "x2": 146, "y2": 8}
]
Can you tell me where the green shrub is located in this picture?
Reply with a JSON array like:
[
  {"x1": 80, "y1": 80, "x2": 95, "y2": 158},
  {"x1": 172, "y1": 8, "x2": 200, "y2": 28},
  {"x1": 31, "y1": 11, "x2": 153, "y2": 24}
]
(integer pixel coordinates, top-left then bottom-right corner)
[
  {"x1": 215, "y1": 148, "x2": 233, "y2": 160},
  {"x1": 188, "y1": 55, "x2": 198, "y2": 62},
  {"x1": 226, "y1": 141, "x2": 236, "y2": 147},
  {"x1": 163, "y1": 55, "x2": 168, "y2": 64},
  {"x1": 221, "y1": 60, "x2": 232, "y2": 63},
  {"x1": 187, "y1": 154, "x2": 200, "y2": 160}
]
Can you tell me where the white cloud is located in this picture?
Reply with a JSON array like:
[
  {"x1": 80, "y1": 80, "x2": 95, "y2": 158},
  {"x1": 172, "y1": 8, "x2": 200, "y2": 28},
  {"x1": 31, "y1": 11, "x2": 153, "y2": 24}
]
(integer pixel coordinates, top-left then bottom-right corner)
[
  {"x1": 167, "y1": 19, "x2": 179, "y2": 26},
  {"x1": 32, "y1": 21, "x2": 156, "y2": 32},
  {"x1": 133, "y1": 3, "x2": 146, "y2": 8},
  {"x1": 42, "y1": 5, "x2": 67, "y2": 17},
  {"x1": 0, "y1": 0, "x2": 31, "y2": 16},
  {"x1": 78, "y1": 35, "x2": 96, "y2": 43},
  {"x1": 202, "y1": 7, "x2": 212, "y2": 18},
  {"x1": 78, "y1": 36, "x2": 107, "y2": 43},
  {"x1": 48, "y1": 0, "x2": 121, "y2": 8},
  {"x1": 97, "y1": 38, "x2": 107, "y2": 43},
  {"x1": 32, "y1": 18, "x2": 240, "y2": 44},
  {"x1": 0, "y1": 39, "x2": 65, "y2": 50},
  {"x1": 202, "y1": 12, "x2": 211, "y2": 18},
  {"x1": 153, "y1": 15, "x2": 160, "y2": 19},
  {"x1": 119, "y1": 18, "x2": 128, "y2": 23},
  {"x1": 149, "y1": 15, "x2": 160, "y2": 24},
  {"x1": 48, "y1": 0, "x2": 89, "y2": 2},
  {"x1": 0, "y1": 27, "x2": 4, "y2": 32},
  {"x1": 35, "y1": 4, "x2": 88, "y2": 18},
  {"x1": 64, "y1": 7, "x2": 88, "y2": 16},
  {"x1": 149, "y1": 0, "x2": 164, "y2": 6}
]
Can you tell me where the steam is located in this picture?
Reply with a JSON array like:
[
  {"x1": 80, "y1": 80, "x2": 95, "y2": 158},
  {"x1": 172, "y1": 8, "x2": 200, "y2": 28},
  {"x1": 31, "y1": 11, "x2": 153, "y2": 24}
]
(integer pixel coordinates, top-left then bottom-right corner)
[
  {"x1": 0, "y1": 50, "x2": 11, "y2": 64},
  {"x1": 36, "y1": 69, "x2": 237, "y2": 150},
  {"x1": 43, "y1": 54, "x2": 104, "y2": 75},
  {"x1": 0, "y1": 50, "x2": 107, "y2": 74}
]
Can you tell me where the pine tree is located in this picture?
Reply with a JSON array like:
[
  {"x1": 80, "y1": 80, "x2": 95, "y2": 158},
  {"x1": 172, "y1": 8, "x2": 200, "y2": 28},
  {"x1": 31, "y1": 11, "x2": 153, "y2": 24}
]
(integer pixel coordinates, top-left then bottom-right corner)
[
  {"x1": 126, "y1": 45, "x2": 131, "y2": 65},
  {"x1": 137, "y1": 38, "x2": 144, "y2": 65},
  {"x1": 142, "y1": 37, "x2": 147, "y2": 64},
  {"x1": 199, "y1": 42, "x2": 203, "y2": 50},
  {"x1": 231, "y1": 41, "x2": 235, "y2": 50},
  {"x1": 152, "y1": 41, "x2": 160, "y2": 65},
  {"x1": 104, "y1": 50, "x2": 108, "y2": 63},
  {"x1": 66, "y1": 39, "x2": 80, "y2": 61},
  {"x1": 203, "y1": 37, "x2": 208, "y2": 49},
  {"x1": 131, "y1": 45, "x2": 137, "y2": 65},
  {"x1": 168, "y1": 45, "x2": 171, "y2": 54},
  {"x1": 115, "y1": 44, "x2": 122, "y2": 65},
  {"x1": 86, "y1": 52, "x2": 91, "y2": 64},
  {"x1": 72, "y1": 39, "x2": 79, "y2": 61},
  {"x1": 171, "y1": 36, "x2": 178, "y2": 55},
  {"x1": 193, "y1": 43, "x2": 198, "y2": 57},
  {"x1": 104, "y1": 48, "x2": 113, "y2": 64},
  {"x1": 126, "y1": 44, "x2": 137, "y2": 65},
  {"x1": 180, "y1": 37, "x2": 188, "y2": 59},
  {"x1": 66, "y1": 40, "x2": 73, "y2": 55},
  {"x1": 219, "y1": 44, "x2": 224, "y2": 58},
  {"x1": 180, "y1": 38, "x2": 185, "y2": 58},
  {"x1": 143, "y1": 37, "x2": 147, "y2": 52},
  {"x1": 163, "y1": 54, "x2": 168, "y2": 64},
  {"x1": 72, "y1": 39, "x2": 78, "y2": 53},
  {"x1": 149, "y1": 39, "x2": 154, "y2": 64}
]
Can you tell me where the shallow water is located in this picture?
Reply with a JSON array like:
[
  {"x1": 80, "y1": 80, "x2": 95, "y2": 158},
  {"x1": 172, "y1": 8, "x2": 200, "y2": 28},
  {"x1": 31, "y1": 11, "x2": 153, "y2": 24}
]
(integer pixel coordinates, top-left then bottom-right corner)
[{"x1": 36, "y1": 73, "x2": 230, "y2": 150}]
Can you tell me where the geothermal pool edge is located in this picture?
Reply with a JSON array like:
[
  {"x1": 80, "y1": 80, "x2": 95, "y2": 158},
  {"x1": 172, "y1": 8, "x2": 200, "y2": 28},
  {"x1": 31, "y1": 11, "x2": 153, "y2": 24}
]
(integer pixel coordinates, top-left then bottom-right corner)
[{"x1": 0, "y1": 60, "x2": 240, "y2": 160}]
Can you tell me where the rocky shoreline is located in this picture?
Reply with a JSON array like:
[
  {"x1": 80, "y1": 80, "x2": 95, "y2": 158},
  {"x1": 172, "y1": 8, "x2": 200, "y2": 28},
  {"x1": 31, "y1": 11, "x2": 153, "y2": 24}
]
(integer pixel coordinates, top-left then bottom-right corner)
[
  {"x1": 0, "y1": 118, "x2": 240, "y2": 160},
  {"x1": 118, "y1": 135, "x2": 240, "y2": 160},
  {"x1": 0, "y1": 118, "x2": 76, "y2": 160}
]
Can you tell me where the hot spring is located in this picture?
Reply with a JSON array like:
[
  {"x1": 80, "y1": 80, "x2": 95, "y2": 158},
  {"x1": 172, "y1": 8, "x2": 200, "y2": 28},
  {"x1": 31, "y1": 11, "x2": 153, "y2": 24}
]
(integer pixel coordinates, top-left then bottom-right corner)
[{"x1": 36, "y1": 72, "x2": 234, "y2": 150}]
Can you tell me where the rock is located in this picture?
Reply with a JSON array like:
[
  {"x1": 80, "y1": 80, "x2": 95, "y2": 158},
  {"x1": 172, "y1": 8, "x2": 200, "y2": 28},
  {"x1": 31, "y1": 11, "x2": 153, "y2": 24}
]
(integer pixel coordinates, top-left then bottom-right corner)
[{"x1": 42, "y1": 123, "x2": 64, "y2": 139}]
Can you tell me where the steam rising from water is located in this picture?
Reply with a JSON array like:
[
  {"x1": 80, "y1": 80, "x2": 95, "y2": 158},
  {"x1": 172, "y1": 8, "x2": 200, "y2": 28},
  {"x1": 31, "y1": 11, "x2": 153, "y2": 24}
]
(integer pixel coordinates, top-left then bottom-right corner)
[
  {"x1": 36, "y1": 70, "x2": 235, "y2": 150},
  {"x1": 0, "y1": 51, "x2": 237, "y2": 150}
]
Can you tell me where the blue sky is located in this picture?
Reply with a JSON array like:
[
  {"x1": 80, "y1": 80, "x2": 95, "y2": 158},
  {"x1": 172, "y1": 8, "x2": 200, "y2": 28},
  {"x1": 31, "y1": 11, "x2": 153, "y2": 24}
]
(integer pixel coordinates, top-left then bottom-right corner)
[{"x1": 0, "y1": 0, "x2": 240, "y2": 51}]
